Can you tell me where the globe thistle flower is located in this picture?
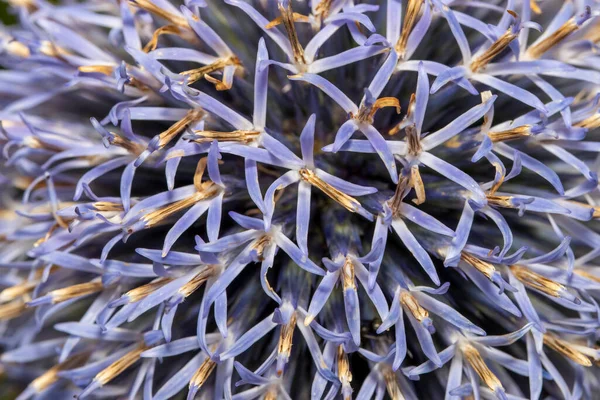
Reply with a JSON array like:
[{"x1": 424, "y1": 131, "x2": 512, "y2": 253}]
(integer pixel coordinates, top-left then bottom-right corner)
[{"x1": 3, "y1": 0, "x2": 600, "y2": 399}]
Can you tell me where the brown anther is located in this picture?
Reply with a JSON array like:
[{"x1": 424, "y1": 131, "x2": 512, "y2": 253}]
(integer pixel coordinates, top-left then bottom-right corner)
[
  {"x1": 277, "y1": 312, "x2": 297, "y2": 372},
  {"x1": 315, "y1": 0, "x2": 334, "y2": 19},
  {"x1": 543, "y1": 334, "x2": 592, "y2": 366},
  {"x1": 278, "y1": 1, "x2": 307, "y2": 65},
  {"x1": 190, "y1": 356, "x2": 217, "y2": 388},
  {"x1": 33, "y1": 222, "x2": 61, "y2": 248},
  {"x1": 0, "y1": 298, "x2": 29, "y2": 321},
  {"x1": 395, "y1": 0, "x2": 423, "y2": 57},
  {"x1": 367, "y1": 98, "x2": 401, "y2": 122},
  {"x1": 383, "y1": 369, "x2": 404, "y2": 400},
  {"x1": 6, "y1": 40, "x2": 30, "y2": 58},
  {"x1": 78, "y1": 65, "x2": 115, "y2": 76},
  {"x1": 143, "y1": 25, "x2": 183, "y2": 53},
  {"x1": 527, "y1": 17, "x2": 581, "y2": 59},
  {"x1": 190, "y1": 129, "x2": 260, "y2": 144},
  {"x1": 488, "y1": 125, "x2": 532, "y2": 143},
  {"x1": 488, "y1": 162, "x2": 505, "y2": 196},
  {"x1": 486, "y1": 195, "x2": 514, "y2": 209},
  {"x1": 124, "y1": 278, "x2": 174, "y2": 303},
  {"x1": 129, "y1": 0, "x2": 188, "y2": 27},
  {"x1": 299, "y1": 168, "x2": 363, "y2": 214},
  {"x1": 109, "y1": 134, "x2": 146, "y2": 155},
  {"x1": 463, "y1": 344, "x2": 504, "y2": 393},
  {"x1": 38, "y1": 41, "x2": 70, "y2": 58},
  {"x1": 389, "y1": 175, "x2": 411, "y2": 217},
  {"x1": 95, "y1": 343, "x2": 150, "y2": 385},
  {"x1": 510, "y1": 265, "x2": 566, "y2": 298},
  {"x1": 389, "y1": 93, "x2": 416, "y2": 135},
  {"x1": 178, "y1": 266, "x2": 216, "y2": 297},
  {"x1": 93, "y1": 202, "x2": 124, "y2": 212},
  {"x1": 157, "y1": 109, "x2": 204, "y2": 150},
  {"x1": 461, "y1": 252, "x2": 497, "y2": 281},
  {"x1": 400, "y1": 291, "x2": 428, "y2": 322},
  {"x1": 410, "y1": 165, "x2": 426, "y2": 205},
  {"x1": 406, "y1": 124, "x2": 422, "y2": 156},
  {"x1": 252, "y1": 235, "x2": 272, "y2": 261},
  {"x1": 342, "y1": 256, "x2": 356, "y2": 290},
  {"x1": 337, "y1": 345, "x2": 352, "y2": 391},
  {"x1": 574, "y1": 269, "x2": 600, "y2": 283},
  {"x1": 470, "y1": 27, "x2": 518, "y2": 72},
  {"x1": 31, "y1": 352, "x2": 90, "y2": 392},
  {"x1": 530, "y1": 0, "x2": 542, "y2": 14},
  {"x1": 575, "y1": 114, "x2": 600, "y2": 130},
  {"x1": 179, "y1": 56, "x2": 241, "y2": 86},
  {"x1": 266, "y1": 12, "x2": 310, "y2": 28},
  {"x1": 0, "y1": 279, "x2": 38, "y2": 303},
  {"x1": 45, "y1": 280, "x2": 104, "y2": 304}
]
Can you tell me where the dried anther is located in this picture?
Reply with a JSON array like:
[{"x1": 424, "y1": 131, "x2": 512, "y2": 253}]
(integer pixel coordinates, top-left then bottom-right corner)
[
  {"x1": 470, "y1": 26, "x2": 518, "y2": 72},
  {"x1": 277, "y1": 312, "x2": 297, "y2": 375},
  {"x1": 342, "y1": 256, "x2": 356, "y2": 290},
  {"x1": 543, "y1": 334, "x2": 593, "y2": 367},
  {"x1": 190, "y1": 356, "x2": 217, "y2": 388},
  {"x1": 396, "y1": 0, "x2": 423, "y2": 57},
  {"x1": 400, "y1": 291, "x2": 428, "y2": 322},
  {"x1": 299, "y1": 169, "x2": 363, "y2": 214},
  {"x1": 461, "y1": 252, "x2": 497, "y2": 281},
  {"x1": 463, "y1": 344, "x2": 504, "y2": 393},
  {"x1": 189, "y1": 129, "x2": 260, "y2": 144},
  {"x1": 510, "y1": 265, "x2": 577, "y2": 302},
  {"x1": 488, "y1": 125, "x2": 532, "y2": 142},
  {"x1": 179, "y1": 56, "x2": 241, "y2": 86},
  {"x1": 277, "y1": 1, "x2": 307, "y2": 65},
  {"x1": 527, "y1": 16, "x2": 584, "y2": 59},
  {"x1": 157, "y1": 109, "x2": 205, "y2": 150}
]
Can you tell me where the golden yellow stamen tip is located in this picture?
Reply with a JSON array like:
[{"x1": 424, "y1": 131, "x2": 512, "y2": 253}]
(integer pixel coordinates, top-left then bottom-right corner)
[
  {"x1": 278, "y1": 2, "x2": 306, "y2": 65},
  {"x1": 395, "y1": 0, "x2": 423, "y2": 57},
  {"x1": 470, "y1": 26, "x2": 518, "y2": 72},
  {"x1": 47, "y1": 280, "x2": 104, "y2": 304},
  {"x1": 410, "y1": 165, "x2": 426, "y2": 205},
  {"x1": 510, "y1": 265, "x2": 566, "y2": 298},
  {"x1": 190, "y1": 356, "x2": 217, "y2": 388},
  {"x1": 488, "y1": 125, "x2": 532, "y2": 143},
  {"x1": 463, "y1": 344, "x2": 503, "y2": 392},
  {"x1": 543, "y1": 335, "x2": 593, "y2": 367},
  {"x1": 527, "y1": 17, "x2": 581, "y2": 59},
  {"x1": 130, "y1": 0, "x2": 188, "y2": 27},
  {"x1": 400, "y1": 291, "x2": 429, "y2": 322},
  {"x1": 461, "y1": 252, "x2": 496, "y2": 281},
  {"x1": 304, "y1": 315, "x2": 314, "y2": 326},
  {"x1": 95, "y1": 344, "x2": 149, "y2": 385},
  {"x1": 143, "y1": 25, "x2": 182, "y2": 53},
  {"x1": 299, "y1": 169, "x2": 362, "y2": 214},
  {"x1": 277, "y1": 312, "x2": 297, "y2": 359}
]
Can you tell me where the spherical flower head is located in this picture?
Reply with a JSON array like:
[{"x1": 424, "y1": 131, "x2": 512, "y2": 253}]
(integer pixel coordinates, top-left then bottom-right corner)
[{"x1": 1, "y1": 1, "x2": 600, "y2": 399}]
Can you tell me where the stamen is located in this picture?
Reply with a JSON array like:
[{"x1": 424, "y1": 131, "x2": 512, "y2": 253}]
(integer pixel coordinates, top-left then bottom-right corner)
[
  {"x1": 400, "y1": 291, "x2": 429, "y2": 322},
  {"x1": 0, "y1": 298, "x2": 28, "y2": 321},
  {"x1": 389, "y1": 175, "x2": 411, "y2": 217},
  {"x1": 124, "y1": 278, "x2": 174, "y2": 303},
  {"x1": 574, "y1": 270, "x2": 600, "y2": 283},
  {"x1": 141, "y1": 184, "x2": 218, "y2": 228},
  {"x1": 6, "y1": 40, "x2": 31, "y2": 58},
  {"x1": 266, "y1": 12, "x2": 310, "y2": 28},
  {"x1": 383, "y1": 368, "x2": 405, "y2": 400},
  {"x1": 277, "y1": 1, "x2": 307, "y2": 65},
  {"x1": 31, "y1": 352, "x2": 89, "y2": 392},
  {"x1": 486, "y1": 195, "x2": 514, "y2": 209},
  {"x1": 463, "y1": 344, "x2": 504, "y2": 393},
  {"x1": 527, "y1": 17, "x2": 582, "y2": 59},
  {"x1": 78, "y1": 65, "x2": 115, "y2": 76},
  {"x1": 33, "y1": 222, "x2": 61, "y2": 248},
  {"x1": 106, "y1": 133, "x2": 146, "y2": 155},
  {"x1": 178, "y1": 266, "x2": 216, "y2": 297},
  {"x1": 157, "y1": 109, "x2": 204, "y2": 150},
  {"x1": 510, "y1": 265, "x2": 569, "y2": 299},
  {"x1": 299, "y1": 168, "x2": 363, "y2": 215},
  {"x1": 543, "y1": 334, "x2": 592, "y2": 367},
  {"x1": 277, "y1": 312, "x2": 297, "y2": 375},
  {"x1": 143, "y1": 25, "x2": 183, "y2": 53},
  {"x1": 45, "y1": 280, "x2": 104, "y2": 304},
  {"x1": 410, "y1": 165, "x2": 426, "y2": 205},
  {"x1": 252, "y1": 235, "x2": 272, "y2": 261},
  {"x1": 470, "y1": 24, "x2": 518, "y2": 72},
  {"x1": 0, "y1": 279, "x2": 38, "y2": 303},
  {"x1": 389, "y1": 93, "x2": 416, "y2": 135},
  {"x1": 179, "y1": 56, "x2": 241, "y2": 86},
  {"x1": 38, "y1": 41, "x2": 70, "y2": 58},
  {"x1": 189, "y1": 356, "x2": 217, "y2": 388},
  {"x1": 129, "y1": 0, "x2": 188, "y2": 27},
  {"x1": 488, "y1": 162, "x2": 505, "y2": 196},
  {"x1": 265, "y1": 387, "x2": 279, "y2": 400},
  {"x1": 461, "y1": 252, "x2": 497, "y2": 281},
  {"x1": 337, "y1": 345, "x2": 352, "y2": 397},
  {"x1": 315, "y1": 0, "x2": 334, "y2": 19},
  {"x1": 366, "y1": 98, "x2": 401, "y2": 122},
  {"x1": 93, "y1": 202, "x2": 124, "y2": 212},
  {"x1": 342, "y1": 256, "x2": 356, "y2": 290},
  {"x1": 406, "y1": 124, "x2": 422, "y2": 156},
  {"x1": 189, "y1": 129, "x2": 260, "y2": 144},
  {"x1": 575, "y1": 114, "x2": 600, "y2": 130},
  {"x1": 395, "y1": 0, "x2": 423, "y2": 57},
  {"x1": 487, "y1": 125, "x2": 532, "y2": 142},
  {"x1": 530, "y1": 0, "x2": 542, "y2": 14},
  {"x1": 95, "y1": 343, "x2": 149, "y2": 385}
]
